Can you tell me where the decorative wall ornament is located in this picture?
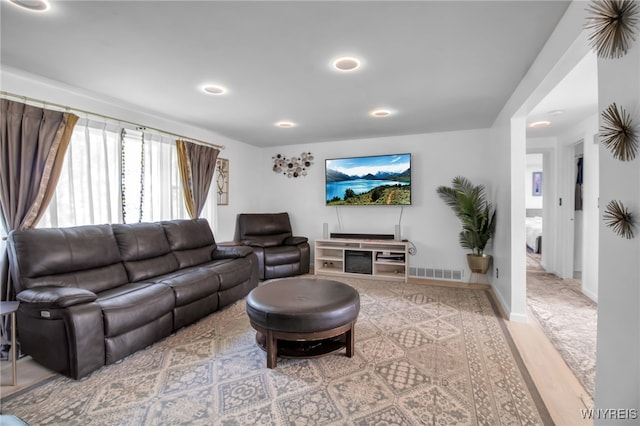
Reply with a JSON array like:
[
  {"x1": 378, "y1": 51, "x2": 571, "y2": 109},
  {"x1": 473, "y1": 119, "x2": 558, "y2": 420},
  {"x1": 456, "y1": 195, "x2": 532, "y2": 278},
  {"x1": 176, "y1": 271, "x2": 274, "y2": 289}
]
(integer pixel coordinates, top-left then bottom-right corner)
[
  {"x1": 585, "y1": 0, "x2": 639, "y2": 59},
  {"x1": 600, "y1": 102, "x2": 638, "y2": 161},
  {"x1": 215, "y1": 157, "x2": 229, "y2": 205},
  {"x1": 272, "y1": 152, "x2": 313, "y2": 178},
  {"x1": 603, "y1": 199, "x2": 635, "y2": 239}
]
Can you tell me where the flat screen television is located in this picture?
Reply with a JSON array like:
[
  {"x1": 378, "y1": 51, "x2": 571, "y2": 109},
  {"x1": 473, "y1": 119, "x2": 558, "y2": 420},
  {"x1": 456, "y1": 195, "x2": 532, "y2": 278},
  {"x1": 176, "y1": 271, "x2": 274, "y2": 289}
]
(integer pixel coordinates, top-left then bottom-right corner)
[{"x1": 325, "y1": 153, "x2": 411, "y2": 206}]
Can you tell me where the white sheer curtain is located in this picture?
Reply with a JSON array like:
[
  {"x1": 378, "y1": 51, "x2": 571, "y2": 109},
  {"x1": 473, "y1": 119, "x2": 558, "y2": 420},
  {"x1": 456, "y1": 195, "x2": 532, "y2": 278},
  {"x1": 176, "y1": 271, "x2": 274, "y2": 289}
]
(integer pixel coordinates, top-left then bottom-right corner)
[
  {"x1": 40, "y1": 119, "x2": 218, "y2": 231},
  {"x1": 40, "y1": 119, "x2": 120, "y2": 227}
]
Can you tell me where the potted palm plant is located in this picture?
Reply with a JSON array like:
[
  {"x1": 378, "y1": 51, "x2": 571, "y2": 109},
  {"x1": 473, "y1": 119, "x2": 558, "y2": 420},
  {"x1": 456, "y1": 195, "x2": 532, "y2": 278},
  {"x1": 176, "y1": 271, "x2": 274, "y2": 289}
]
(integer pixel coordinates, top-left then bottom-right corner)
[{"x1": 436, "y1": 176, "x2": 497, "y2": 274}]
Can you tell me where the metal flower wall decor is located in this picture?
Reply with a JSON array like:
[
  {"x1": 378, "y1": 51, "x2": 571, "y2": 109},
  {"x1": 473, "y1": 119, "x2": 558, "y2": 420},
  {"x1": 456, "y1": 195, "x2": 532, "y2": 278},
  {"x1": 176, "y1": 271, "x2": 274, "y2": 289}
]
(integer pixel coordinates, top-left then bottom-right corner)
[
  {"x1": 272, "y1": 152, "x2": 313, "y2": 178},
  {"x1": 600, "y1": 102, "x2": 638, "y2": 161},
  {"x1": 585, "y1": 0, "x2": 639, "y2": 59},
  {"x1": 603, "y1": 199, "x2": 635, "y2": 238}
]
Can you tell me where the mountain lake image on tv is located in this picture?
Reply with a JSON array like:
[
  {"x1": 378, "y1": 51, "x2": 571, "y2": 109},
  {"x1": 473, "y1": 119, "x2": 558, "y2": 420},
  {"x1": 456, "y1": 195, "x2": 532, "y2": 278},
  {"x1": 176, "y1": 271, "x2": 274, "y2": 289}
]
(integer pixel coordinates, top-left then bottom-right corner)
[{"x1": 325, "y1": 153, "x2": 411, "y2": 206}]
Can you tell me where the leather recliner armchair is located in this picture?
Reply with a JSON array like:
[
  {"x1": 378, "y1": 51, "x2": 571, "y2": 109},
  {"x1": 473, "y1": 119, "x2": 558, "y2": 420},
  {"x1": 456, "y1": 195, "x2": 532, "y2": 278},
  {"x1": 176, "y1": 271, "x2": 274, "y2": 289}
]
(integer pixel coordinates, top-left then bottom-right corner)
[{"x1": 234, "y1": 212, "x2": 310, "y2": 280}]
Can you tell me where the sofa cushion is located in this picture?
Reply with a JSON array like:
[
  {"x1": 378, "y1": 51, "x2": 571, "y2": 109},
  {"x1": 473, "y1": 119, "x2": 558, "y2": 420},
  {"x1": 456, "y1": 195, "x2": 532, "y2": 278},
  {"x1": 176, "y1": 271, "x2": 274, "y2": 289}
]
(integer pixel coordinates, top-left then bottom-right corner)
[
  {"x1": 97, "y1": 283, "x2": 174, "y2": 337},
  {"x1": 8, "y1": 225, "x2": 126, "y2": 293},
  {"x1": 112, "y1": 222, "x2": 172, "y2": 260},
  {"x1": 161, "y1": 219, "x2": 216, "y2": 268},
  {"x1": 204, "y1": 257, "x2": 254, "y2": 291},
  {"x1": 112, "y1": 223, "x2": 179, "y2": 282},
  {"x1": 153, "y1": 267, "x2": 221, "y2": 307}
]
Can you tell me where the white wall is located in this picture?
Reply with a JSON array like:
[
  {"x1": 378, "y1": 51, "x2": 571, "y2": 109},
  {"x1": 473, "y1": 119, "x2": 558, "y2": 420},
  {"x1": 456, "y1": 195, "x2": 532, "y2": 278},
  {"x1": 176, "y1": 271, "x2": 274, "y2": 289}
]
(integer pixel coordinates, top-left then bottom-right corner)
[
  {"x1": 0, "y1": 67, "x2": 262, "y2": 242},
  {"x1": 594, "y1": 39, "x2": 639, "y2": 423},
  {"x1": 525, "y1": 153, "x2": 544, "y2": 209},
  {"x1": 256, "y1": 130, "x2": 495, "y2": 279},
  {"x1": 213, "y1": 140, "x2": 263, "y2": 242}
]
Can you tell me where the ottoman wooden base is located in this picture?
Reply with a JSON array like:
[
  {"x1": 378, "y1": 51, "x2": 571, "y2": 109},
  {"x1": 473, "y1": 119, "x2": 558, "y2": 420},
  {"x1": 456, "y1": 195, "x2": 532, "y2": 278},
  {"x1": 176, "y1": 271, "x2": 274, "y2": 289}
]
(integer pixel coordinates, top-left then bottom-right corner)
[{"x1": 250, "y1": 320, "x2": 355, "y2": 368}]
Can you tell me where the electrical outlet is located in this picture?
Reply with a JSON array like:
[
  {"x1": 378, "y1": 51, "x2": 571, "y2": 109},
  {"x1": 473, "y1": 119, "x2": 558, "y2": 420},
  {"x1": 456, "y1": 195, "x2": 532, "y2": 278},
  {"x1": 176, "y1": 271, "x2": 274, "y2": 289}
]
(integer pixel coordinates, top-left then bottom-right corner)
[{"x1": 496, "y1": 268, "x2": 499, "y2": 279}]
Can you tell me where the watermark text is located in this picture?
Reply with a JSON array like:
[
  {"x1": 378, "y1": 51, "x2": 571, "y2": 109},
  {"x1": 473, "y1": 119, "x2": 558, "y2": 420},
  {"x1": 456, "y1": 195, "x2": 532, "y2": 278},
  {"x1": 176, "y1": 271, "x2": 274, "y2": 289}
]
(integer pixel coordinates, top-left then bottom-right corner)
[{"x1": 581, "y1": 408, "x2": 638, "y2": 420}]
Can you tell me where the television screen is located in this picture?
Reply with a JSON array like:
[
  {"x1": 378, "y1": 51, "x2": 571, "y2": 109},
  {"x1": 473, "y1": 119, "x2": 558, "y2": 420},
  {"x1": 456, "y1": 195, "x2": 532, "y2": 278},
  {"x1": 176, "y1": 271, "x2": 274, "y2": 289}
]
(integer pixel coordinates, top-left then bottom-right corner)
[{"x1": 325, "y1": 153, "x2": 411, "y2": 206}]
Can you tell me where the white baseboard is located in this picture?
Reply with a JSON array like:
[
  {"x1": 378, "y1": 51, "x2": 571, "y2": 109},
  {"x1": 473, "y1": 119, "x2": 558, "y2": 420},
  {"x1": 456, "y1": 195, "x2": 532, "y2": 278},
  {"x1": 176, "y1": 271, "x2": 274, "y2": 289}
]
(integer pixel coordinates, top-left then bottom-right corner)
[
  {"x1": 509, "y1": 311, "x2": 528, "y2": 323},
  {"x1": 582, "y1": 287, "x2": 598, "y2": 303},
  {"x1": 491, "y1": 285, "x2": 528, "y2": 323}
]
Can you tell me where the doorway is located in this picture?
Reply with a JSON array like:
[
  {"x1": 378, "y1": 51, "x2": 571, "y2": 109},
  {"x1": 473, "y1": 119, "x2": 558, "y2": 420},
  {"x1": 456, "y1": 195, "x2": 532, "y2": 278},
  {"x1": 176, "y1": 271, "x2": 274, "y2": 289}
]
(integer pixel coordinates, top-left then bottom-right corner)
[{"x1": 522, "y1": 50, "x2": 599, "y2": 399}]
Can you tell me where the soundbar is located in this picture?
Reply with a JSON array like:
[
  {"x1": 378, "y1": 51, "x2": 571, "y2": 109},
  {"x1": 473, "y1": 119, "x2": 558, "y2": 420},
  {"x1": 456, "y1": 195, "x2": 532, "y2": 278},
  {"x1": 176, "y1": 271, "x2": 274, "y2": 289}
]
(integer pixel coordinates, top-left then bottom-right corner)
[{"x1": 330, "y1": 232, "x2": 395, "y2": 240}]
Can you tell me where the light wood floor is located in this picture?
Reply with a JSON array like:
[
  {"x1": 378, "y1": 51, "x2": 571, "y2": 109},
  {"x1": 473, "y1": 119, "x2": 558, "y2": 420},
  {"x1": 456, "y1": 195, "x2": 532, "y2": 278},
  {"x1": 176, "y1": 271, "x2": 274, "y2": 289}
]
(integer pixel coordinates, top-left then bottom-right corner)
[
  {"x1": 0, "y1": 281, "x2": 594, "y2": 425},
  {"x1": 507, "y1": 307, "x2": 593, "y2": 425}
]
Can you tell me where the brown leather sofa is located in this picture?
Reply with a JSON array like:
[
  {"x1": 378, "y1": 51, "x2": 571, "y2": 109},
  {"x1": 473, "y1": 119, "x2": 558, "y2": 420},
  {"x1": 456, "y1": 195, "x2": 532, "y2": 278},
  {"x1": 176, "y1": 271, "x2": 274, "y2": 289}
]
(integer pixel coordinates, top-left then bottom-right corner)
[
  {"x1": 7, "y1": 218, "x2": 258, "y2": 379},
  {"x1": 234, "y1": 212, "x2": 310, "y2": 280}
]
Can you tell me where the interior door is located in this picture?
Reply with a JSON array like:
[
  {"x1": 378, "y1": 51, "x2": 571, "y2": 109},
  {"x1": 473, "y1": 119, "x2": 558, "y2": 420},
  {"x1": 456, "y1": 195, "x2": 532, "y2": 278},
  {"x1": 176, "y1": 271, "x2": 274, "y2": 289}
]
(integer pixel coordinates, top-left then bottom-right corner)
[{"x1": 559, "y1": 142, "x2": 581, "y2": 279}]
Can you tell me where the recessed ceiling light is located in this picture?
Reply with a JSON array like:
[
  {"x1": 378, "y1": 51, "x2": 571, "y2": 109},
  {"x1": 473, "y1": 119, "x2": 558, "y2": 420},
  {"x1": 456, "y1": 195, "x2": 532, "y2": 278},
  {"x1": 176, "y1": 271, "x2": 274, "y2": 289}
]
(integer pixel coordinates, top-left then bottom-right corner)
[
  {"x1": 8, "y1": 0, "x2": 50, "y2": 11},
  {"x1": 202, "y1": 85, "x2": 227, "y2": 95},
  {"x1": 275, "y1": 121, "x2": 296, "y2": 128},
  {"x1": 370, "y1": 109, "x2": 392, "y2": 118},
  {"x1": 332, "y1": 57, "x2": 361, "y2": 72},
  {"x1": 549, "y1": 110, "x2": 565, "y2": 116},
  {"x1": 529, "y1": 120, "x2": 551, "y2": 128}
]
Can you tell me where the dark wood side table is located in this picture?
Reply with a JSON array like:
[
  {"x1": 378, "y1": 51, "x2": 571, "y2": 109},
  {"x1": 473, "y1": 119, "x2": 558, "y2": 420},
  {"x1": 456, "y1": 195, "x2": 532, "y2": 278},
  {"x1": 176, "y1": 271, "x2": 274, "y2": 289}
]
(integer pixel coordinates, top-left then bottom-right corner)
[{"x1": 1, "y1": 301, "x2": 19, "y2": 386}]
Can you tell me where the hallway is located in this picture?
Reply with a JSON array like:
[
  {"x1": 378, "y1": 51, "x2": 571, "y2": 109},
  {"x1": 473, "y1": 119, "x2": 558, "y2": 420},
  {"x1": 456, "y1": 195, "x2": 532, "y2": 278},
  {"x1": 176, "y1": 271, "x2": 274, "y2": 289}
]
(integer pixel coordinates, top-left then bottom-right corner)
[{"x1": 526, "y1": 253, "x2": 597, "y2": 398}]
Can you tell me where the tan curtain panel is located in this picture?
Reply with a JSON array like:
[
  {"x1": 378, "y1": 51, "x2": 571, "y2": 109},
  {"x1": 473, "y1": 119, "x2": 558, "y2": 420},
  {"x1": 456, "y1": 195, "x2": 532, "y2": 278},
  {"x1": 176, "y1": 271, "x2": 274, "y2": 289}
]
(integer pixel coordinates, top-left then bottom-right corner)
[
  {"x1": 0, "y1": 99, "x2": 78, "y2": 302},
  {"x1": 176, "y1": 139, "x2": 219, "y2": 219}
]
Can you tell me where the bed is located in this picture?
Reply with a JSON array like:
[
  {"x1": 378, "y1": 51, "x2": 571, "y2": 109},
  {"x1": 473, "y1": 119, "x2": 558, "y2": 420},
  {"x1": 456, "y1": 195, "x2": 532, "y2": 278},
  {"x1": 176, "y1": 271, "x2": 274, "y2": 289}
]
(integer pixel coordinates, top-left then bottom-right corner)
[{"x1": 526, "y1": 210, "x2": 543, "y2": 254}]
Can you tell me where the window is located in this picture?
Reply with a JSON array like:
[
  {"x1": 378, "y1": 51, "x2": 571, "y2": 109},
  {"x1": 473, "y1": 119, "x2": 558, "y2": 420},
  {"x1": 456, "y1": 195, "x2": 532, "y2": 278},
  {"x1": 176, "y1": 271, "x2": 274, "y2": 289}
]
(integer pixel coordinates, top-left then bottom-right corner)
[{"x1": 39, "y1": 119, "x2": 217, "y2": 230}]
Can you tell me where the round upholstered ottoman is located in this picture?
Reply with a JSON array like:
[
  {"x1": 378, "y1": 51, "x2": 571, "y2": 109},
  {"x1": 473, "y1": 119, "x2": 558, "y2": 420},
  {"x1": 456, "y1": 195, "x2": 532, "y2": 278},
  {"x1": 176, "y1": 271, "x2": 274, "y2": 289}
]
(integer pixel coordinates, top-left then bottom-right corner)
[{"x1": 246, "y1": 278, "x2": 360, "y2": 368}]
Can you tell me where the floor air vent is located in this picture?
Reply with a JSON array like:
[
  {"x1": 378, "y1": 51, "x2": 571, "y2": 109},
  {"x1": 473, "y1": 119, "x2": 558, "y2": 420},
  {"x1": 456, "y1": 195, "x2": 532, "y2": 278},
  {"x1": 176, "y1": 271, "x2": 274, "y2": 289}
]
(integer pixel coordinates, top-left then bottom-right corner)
[{"x1": 409, "y1": 266, "x2": 464, "y2": 281}]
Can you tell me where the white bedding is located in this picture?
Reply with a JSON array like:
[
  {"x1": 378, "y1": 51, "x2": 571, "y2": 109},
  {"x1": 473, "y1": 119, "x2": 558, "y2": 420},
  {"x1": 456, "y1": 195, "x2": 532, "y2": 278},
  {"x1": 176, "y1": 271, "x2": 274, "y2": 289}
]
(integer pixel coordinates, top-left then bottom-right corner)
[{"x1": 526, "y1": 216, "x2": 543, "y2": 252}]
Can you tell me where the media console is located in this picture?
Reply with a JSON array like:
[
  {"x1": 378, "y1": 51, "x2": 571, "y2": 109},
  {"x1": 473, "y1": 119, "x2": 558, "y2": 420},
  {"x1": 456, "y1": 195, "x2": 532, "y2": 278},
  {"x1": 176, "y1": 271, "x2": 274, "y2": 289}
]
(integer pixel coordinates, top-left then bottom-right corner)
[{"x1": 314, "y1": 238, "x2": 408, "y2": 282}]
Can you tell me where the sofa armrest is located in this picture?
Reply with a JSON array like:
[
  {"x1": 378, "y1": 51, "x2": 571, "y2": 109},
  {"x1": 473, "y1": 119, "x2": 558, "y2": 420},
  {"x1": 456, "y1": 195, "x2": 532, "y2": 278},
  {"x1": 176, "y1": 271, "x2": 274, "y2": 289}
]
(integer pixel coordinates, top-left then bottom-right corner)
[
  {"x1": 212, "y1": 245, "x2": 254, "y2": 259},
  {"x1": 284, "y1": 236, "x2": 308, "y2": 246},
  {"x1": 17, "y1": 287, "x2": 98, "y2": 309}
]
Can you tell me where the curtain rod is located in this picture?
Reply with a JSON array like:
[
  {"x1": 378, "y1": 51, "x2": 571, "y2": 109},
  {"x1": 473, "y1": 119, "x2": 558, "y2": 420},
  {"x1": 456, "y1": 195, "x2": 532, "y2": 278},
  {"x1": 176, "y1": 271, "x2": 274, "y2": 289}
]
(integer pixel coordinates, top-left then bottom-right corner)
[{"x1": 0, "y1": 91, "x2": 225, "y2": 150}]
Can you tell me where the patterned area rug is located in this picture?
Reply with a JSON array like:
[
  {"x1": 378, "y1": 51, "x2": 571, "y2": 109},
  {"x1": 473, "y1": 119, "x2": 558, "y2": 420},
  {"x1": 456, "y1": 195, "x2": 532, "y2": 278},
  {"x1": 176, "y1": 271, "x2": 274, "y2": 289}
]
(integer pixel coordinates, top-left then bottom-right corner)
[
  {"x1": 2, "y1": 277, "x2": 551, "y2": 425},
  {"x1": 526, "y1": 253, "x2": 597, "y2": 398}
]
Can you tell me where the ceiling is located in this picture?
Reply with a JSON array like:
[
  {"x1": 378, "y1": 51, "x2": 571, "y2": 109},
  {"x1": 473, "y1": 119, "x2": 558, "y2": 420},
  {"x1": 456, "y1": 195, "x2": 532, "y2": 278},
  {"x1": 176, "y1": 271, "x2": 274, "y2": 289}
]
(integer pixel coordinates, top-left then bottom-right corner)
[
  {"x1": 1, "y1": 1, "x2": 575, "y2": 147},
  {"x1": 526, "y1": 51, "x2": 598, "y2": 139}
]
